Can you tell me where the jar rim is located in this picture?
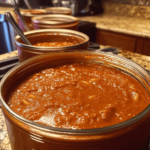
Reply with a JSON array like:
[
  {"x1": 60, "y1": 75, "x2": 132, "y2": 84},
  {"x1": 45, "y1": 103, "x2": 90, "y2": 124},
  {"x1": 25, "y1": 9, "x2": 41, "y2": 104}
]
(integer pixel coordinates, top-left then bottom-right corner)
[
  {"x1": 15, "y1": 29, "x2": 89, "y2": 51},
  {"x1": 32, "y1": 14, "x2": 78, "y2": 25},
  {"x1": 1, "y1": 51, "x2": 150, "y2": 135}
]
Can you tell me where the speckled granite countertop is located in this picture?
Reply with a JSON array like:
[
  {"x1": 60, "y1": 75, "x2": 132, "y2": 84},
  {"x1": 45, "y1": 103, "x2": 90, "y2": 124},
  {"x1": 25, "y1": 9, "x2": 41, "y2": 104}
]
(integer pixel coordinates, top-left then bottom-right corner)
[
  {"x1": 0, "y1": 51, "x2": 18, "y2": 61},
  {"x1": 0, "y1": 109, "x2": 11, "y2": 150},
  {"x1": 1, "y1": 49, "x2": 150, "y2": 149},
  {"x1": 79, "y1": 14, "x2": 150, "y2": 38}
]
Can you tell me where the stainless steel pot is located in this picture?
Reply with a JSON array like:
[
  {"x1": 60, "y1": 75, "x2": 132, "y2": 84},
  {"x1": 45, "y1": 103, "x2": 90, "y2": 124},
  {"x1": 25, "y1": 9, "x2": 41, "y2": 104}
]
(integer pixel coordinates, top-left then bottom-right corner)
[
  {"x1": 51, "y1": 0, "x2": 103, "y2": 16},
  {"x1": 0, "y1": 6, "x2": 17, "y2": 54}
]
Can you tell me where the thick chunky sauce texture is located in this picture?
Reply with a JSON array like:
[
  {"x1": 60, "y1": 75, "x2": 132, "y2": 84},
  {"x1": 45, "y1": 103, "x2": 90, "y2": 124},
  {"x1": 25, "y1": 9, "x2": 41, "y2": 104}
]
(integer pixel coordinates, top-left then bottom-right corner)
[
  {"x1": 8, "y1": 63, "x2": 150, "y2": 129},
  {"x1": 34, "y1": 42, "x2": 75, "y2": 47},
  {"x1": 33, "y1": 35, "x2": 84, "y2": 47}
]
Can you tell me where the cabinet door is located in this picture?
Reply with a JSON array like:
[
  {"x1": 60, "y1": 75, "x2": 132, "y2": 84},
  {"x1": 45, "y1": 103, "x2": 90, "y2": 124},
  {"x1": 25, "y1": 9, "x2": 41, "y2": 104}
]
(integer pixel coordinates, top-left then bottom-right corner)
[
  {"x1": 96, "y1": 29, "x2": 136, "y2": 52},
  {"x1": 143, "y1": 40, "x2": 150, "y2": 56},
  {"x1": 135, "y1": 39, "x2": 144, "y2": 54}
]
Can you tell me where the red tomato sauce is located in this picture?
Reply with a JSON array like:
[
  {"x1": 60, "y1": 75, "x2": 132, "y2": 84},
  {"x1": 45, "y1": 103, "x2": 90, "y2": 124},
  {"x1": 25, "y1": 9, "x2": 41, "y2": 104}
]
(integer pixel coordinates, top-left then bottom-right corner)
[{"x1": 8, "y1": 63, "x2": 150, "y2": 129}]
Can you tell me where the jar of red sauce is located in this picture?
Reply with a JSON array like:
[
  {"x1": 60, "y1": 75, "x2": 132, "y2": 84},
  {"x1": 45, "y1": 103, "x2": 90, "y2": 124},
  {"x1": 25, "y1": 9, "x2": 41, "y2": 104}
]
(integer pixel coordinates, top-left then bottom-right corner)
[
  {"x1": 32, "y1": 15, "x2": 79, "y2": 30},
  {"x1": 16, "y1": 7, "x2": 72, "y2": 32},
  {"x1": 15, "y1": 29, "x2": 89, "y2": 62},
  {"x1": 0, "y1": 51, "x2": 150, "y2": 150},
  {"x1": 16, "y1": 9, "x2": 47, "y2": 31}
]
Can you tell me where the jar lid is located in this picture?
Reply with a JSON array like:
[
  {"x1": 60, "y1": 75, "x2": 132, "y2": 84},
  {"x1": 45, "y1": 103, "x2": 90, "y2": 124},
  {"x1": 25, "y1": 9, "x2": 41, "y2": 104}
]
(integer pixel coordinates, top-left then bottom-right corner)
[{"x1": 32, "y1": 14, "x2": 78, "y2": 25}]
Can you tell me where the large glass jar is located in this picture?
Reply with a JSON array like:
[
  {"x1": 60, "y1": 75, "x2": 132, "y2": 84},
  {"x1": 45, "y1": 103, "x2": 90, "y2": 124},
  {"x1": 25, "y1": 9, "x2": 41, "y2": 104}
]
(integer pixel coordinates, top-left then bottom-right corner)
[{"x1": 1, "y1": 51, "x2": 150, "y2": 150}]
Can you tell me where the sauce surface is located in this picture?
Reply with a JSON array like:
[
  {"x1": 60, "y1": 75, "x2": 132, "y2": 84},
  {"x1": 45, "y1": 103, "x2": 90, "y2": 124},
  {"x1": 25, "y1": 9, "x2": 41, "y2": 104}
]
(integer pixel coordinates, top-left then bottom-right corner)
[
  {"x1": 34, "y1": 42, "x2": 75, "y2": 47},
  {"x1": 8, "y1": 63, "x2": 150, "y2": 129},
  {"x1": 31, "y1": 35, "x2": 84, "y2": 47},
  {"x1": 21, "y1": 10, "x2": 45, "y2": 14}
]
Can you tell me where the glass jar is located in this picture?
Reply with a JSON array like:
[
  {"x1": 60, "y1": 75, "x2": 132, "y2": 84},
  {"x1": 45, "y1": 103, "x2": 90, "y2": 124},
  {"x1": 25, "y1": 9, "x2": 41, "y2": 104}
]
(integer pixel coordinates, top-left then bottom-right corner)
[
  {"x1": 15, "y1": 29, "x2": 89, "y2": 62},
  {"x1": 16, "y1": 9, "x2": 47, "y2": 31},
  {"x1": 1, "y1": 51, "x2": 150, "y2": 150},
  {"x1": 32, "y1": 14, "x2": 79, "y2": 30}
]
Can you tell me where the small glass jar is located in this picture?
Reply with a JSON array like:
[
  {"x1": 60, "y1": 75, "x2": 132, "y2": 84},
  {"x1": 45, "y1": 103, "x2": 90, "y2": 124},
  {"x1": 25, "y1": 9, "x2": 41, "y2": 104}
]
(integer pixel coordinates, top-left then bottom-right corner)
[
  {"x1": 15, "y1": 29, "x2": 89, "y2": 62},
  {"x1": 16, "y1": 9, "x2": 47, "y2": 31},
  {"x1": 0, "y1": 51, "x2": 150, "y2": 150},
  {"x1": 32, "y1": 14, "x2": 79, "y2": 30}
]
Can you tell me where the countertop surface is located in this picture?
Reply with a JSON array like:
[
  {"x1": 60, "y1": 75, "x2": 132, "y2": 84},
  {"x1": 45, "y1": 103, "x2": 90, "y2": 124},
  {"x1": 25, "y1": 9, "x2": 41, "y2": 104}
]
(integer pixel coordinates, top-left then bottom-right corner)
[
  {"x1": 1, "y1": 49, "x2": 150, "y2": 149},
  {"x1": 79, "y1": 14, "x2": 150, "y2": 38},
  {"x1": 0, "y1": 51, "x2": 18, "y2": 61},
  {"x1": 79, "y1": 2, "x2": 150, "y2": 38}
]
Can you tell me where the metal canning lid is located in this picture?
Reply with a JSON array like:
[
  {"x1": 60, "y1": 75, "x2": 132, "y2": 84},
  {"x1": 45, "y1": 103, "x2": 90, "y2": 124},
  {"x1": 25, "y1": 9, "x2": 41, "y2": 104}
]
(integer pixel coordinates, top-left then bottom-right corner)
[
  {"x1": 15, "y1": 29, "x2": 89, "y2": 51},
  {"x1": 20, "y1": 9, "x2": 47, "y2": 17},
  {"x1": 32, "y1": 14, "x2": 78, "y2": 25},
  {"x1": 45, "y1": 7, "x2": 72, "y2": 15}
]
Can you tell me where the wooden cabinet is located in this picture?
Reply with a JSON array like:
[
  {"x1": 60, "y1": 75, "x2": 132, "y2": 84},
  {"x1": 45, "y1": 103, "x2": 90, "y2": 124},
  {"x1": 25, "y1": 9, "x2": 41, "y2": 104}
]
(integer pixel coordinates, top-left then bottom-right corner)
[
  {"x1": 96, "y1": 29, "x2": 150, "y2": 56},
  {"x1": 142, "y1": 40, "x2": 150, "y2": 56},
  {"x1": 135, "y1": 39, "x2": 144, "y2": 54},
  {"x1": 96, "y1": 30, "x2": 136, "y2": 52}
]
